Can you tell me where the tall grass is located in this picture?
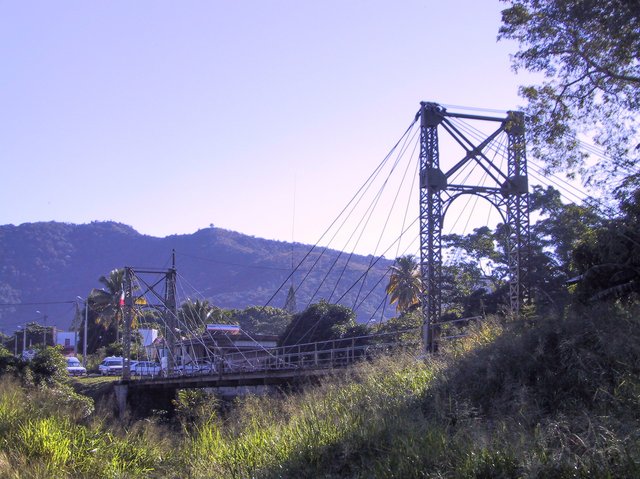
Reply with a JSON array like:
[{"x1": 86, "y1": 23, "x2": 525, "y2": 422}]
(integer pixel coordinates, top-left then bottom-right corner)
[
  {"x1": 181, "y1": 353, "x2": 435, "y2": 478},
  {"x1": 0, "y1": 378, "x2": 172, "y2": 478}
]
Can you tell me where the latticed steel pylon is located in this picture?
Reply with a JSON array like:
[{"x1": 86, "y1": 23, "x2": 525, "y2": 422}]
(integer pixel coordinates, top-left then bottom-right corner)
[
  {"x1": 121, "y1": 257, "x2": 178, "y2": 380},
  {"x1": 418, "y1": 102, "x2": 531, "y2": 352}
]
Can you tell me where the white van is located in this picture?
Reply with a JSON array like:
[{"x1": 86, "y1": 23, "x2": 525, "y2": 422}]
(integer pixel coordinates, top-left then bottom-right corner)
[{"x1": 98, "y1": 356, "x2": 123, "y2": 375}]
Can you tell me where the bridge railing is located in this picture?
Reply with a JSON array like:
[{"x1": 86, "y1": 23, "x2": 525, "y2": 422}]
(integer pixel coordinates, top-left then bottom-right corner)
[
  {"x1": 154, "y1": 329, "x2": 420, "y2": 378},
  {"x1": 217, "y1": 329, "x2": 420, "y2": 373}
]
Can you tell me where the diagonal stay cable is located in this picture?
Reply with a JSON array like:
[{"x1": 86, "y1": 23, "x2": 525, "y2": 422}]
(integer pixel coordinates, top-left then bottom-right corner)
[{"x1": 266, "y1": 117, "x2": 420, "y2": 313}]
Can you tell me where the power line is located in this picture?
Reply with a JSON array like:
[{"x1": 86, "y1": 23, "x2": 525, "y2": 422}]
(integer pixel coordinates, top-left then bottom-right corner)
[{"x1": 0, "y1": 300, "x2": 77, "y2": 308}]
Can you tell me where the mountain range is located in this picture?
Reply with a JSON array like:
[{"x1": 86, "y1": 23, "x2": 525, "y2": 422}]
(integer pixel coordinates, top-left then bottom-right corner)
[{"x1": 0, "y1": 221, "x2": 395, "y2": 333}]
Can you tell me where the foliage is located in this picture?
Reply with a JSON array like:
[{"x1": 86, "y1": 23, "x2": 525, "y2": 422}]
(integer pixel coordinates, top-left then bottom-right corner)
[
  {"x1": 178, "y1": 298, "x2": 219, "y2": 334},
  {"x1": 182, "y1": 304, "x2": 640, "y2": 478},
  {"x1": 374, "y1": 309, "x2": 422, "y2": 344},
  {"x1": 103, "y1": 342, "x2": 123, "y2": 358},
  {"x1": 177, "y1": 301, "x2": 292, "y2": 337},
  {"x1": 385, "y1": 254, "x2": 422, "y2": 314},
  {"x1": 182, "y1": 353, "x2": 434, "y2": 479},
  {"x1": 278, "y1": 300, "x2": 357, "y2": 346},
  {"x1": 441, "y1": 185, "x2": 606, "y2": 317},
  {"x1": 90, "y1": 268, "x2": 125, "y2": 332},
  {"x1": 27, "y1": 346, "x2": 69, "y2": 387},
  {"x1": 499, "y1": 0, "x2": 640, "y2": 194},
  {"x1": 283, "y1": 284, "x2": 296, "y2": 314},
  {"x1": 0, "y1": 346, "x2": 23, "y2": 378},
  {"x1": 173, "y1": 389, "x2": 219, "y2": 432},
  {"x1": 572, "y1": 188, "x2": 640, "y2": 302},
  {"x1": 0, "y1": 378, "x2": 163, "y2": 478},
  {"x1": 228, "y1": 305, "x2": 291, "y2": 336},
  {"x1": 0, "y1": 345, "x2": 70, "y2": 389}
]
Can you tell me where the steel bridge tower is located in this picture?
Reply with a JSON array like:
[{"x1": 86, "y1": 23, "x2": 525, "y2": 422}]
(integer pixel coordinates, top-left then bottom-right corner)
[
  {"x1": 121, "y1": 253, "x2": 178, "y2": 380},
  {"x1": 418, "y1": 102, "x2": 531, "y2": 352}
]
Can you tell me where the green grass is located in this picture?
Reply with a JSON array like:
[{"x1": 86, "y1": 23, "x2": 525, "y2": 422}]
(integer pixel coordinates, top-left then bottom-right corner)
[{"x1": 2, "y1": 303, "x2": 640, "y2": 477}]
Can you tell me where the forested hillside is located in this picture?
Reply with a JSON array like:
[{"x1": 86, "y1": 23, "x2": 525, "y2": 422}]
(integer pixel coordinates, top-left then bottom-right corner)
[{"x1": 0, "y1": 221, "x2": 393, "y2": 332}]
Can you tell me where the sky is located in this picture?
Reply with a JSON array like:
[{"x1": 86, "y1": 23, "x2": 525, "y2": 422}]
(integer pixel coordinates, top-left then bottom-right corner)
[{"x1": 0, "y1": 0, "x2": 541, "y2": 256}]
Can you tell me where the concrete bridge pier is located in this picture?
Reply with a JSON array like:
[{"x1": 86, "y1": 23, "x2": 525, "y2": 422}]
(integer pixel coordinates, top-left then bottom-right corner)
[{"x1": 114, "y1": 383, "x2": 128, "y2": 417}]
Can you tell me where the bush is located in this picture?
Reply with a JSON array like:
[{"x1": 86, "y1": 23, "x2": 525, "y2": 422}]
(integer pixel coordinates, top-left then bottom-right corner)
[{"x1": 28, "y1": 346, "x2": 68, "y2": 386}]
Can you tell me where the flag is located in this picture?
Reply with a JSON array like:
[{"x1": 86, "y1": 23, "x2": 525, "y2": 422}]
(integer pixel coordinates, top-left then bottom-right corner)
[{"x1": 119, "y1": 290, "x2": 125, "y2": 307}]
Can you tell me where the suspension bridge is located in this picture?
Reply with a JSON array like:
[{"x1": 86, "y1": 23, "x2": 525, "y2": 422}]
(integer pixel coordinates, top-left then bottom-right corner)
[{"x1": 109, "y1": 101, "x2": 593, "y2": 414}]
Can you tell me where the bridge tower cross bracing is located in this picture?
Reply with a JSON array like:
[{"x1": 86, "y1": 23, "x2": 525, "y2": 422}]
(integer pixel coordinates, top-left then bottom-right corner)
[{"x1": 418, "y1": 102, "x2": 531, "y2": 353}]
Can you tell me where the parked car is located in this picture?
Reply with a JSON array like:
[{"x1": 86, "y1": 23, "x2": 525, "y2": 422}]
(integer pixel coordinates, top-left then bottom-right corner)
[
  {"x1": 98, "y1": 356, "x2": 123, "y2": 376},
  {"x1": 175, "y1": 359, "x2": 215, "y2": 376},
  {"x1": 130, "y1": 361, "x2": 162, "y2": 377},
  {"x1": 66, "y1": 356, "x2": 87, "y2": 376}
]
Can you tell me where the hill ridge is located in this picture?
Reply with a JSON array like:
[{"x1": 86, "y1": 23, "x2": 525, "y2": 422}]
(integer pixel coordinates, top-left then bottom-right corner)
[{"x1": 0, "y1": 221, "x2": 393, "y2": 331}]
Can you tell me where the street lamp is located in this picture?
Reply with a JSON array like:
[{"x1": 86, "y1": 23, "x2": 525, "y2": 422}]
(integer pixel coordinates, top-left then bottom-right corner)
[
  {"x1": 14, "y1": 326, "x2": 21, "y2": 356},
  {"x1": 76, "y1": 297, "x2": 88, "y2": 367}
]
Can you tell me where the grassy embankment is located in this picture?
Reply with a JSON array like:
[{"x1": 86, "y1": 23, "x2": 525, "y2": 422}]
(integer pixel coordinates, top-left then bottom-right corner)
[{"x1": 1, "y1": 303, "x2": 639, "y2": 478}]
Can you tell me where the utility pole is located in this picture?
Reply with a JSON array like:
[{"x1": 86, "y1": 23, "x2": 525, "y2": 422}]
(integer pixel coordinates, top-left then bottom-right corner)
[
  {"x1": 83, "y1": 300, "x2": 88, "y2": 366},
  {"x1": 122, "y1": 267, "x2": 134, "y2": 380},
  {"x1": 77, "y1": 297, "x2": 89, "y2": 367}
]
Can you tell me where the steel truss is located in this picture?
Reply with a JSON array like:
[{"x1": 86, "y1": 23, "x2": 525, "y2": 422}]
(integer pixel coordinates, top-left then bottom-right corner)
[
  {"x1": 418, "y1": 102, "x2": 531, "y2": 352},
  {"x1": 122, "y1": 259, "x2": 178, "y2": 380}
]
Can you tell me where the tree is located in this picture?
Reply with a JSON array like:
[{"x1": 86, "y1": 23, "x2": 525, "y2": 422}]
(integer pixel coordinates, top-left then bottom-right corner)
[
  {"x1": 283, "y1": 284, "x2": 297, "y2": 314},
  {"x1": 374, "y1": 309, "x2": 422, "y2": 343},
  {"x1": 572, "y1": 189, "x2": 640, "y2": 302},
  {"x1": 442, "y1": 228, "x2": 509, "y2": 318},
  {"x1": 179, "y1": 298, "x2": 219, "y2": 334},
  {"x1": 89, "y1": 268, "x2": 125, "y2": 338},
  {"x1": 228, "y1": 306, "x2": 291, "y2": 336},
  {"x1": 440, "y1": 187, "x2": 603, "y2": 316},
  {"x1": 278, "y1": 300, "x2": 357, "y2": 347},
  {"x1": 385, "y1": 255, "x2": 422, "y2": 314},
  {"x1": 86, "y1": 267, "x2": 142, "y2": 350},
  {"x1": 525, "y1": 185, "x2": 602, "y2": 312},
  {"x1": 499, "y1": 0, "x2": 640, "y2": 195}
]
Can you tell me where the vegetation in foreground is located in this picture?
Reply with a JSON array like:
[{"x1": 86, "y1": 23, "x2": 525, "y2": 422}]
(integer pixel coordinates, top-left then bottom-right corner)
[{"x1": 0, "y1": 302, "x2": 639, "y2": 478}]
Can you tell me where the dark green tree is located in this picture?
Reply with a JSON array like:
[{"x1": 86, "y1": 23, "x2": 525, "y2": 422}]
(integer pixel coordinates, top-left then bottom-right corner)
[
  {"x1": 228, "y1": 306, "x2": 291, "y2": 336},
  {"x1": 278, "y1": 300, "x2": 357, "y2": 347},
  {"x1": 526, "y1": 186, "x2": 601, "y2": 312},
  {"x1": 572, "y1": 189, "x2": 640, "y2": 302},
  {"x1": 499, "y1": 0, "x2": 640, "y2": 195},
  {"x1": 440, "y1": 187, "x2": 602, "y2": 317},
  {"x1": 28, "y1": 346, "x2": 68, "y2": 386},
  {"x1": 284, "y1": 284, "x2": 297, "y2": 314}
]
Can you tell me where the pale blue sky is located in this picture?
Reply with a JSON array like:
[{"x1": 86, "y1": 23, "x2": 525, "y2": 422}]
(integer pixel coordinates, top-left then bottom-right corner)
[{"x1": 1, "y1": 1, "x2": 537, "y2": 255}]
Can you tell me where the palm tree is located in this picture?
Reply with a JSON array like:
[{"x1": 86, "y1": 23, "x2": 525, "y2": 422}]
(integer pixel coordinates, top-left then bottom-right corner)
[
  {"x1": 178, "y1": 298, "x2": 218, "y2": 334},
  {"x1": 386, "y1": 255, "x2": 423, "y2": 314},
  {"x1": 89, "y1": 268, "x2": 125, "y2": 341}
]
